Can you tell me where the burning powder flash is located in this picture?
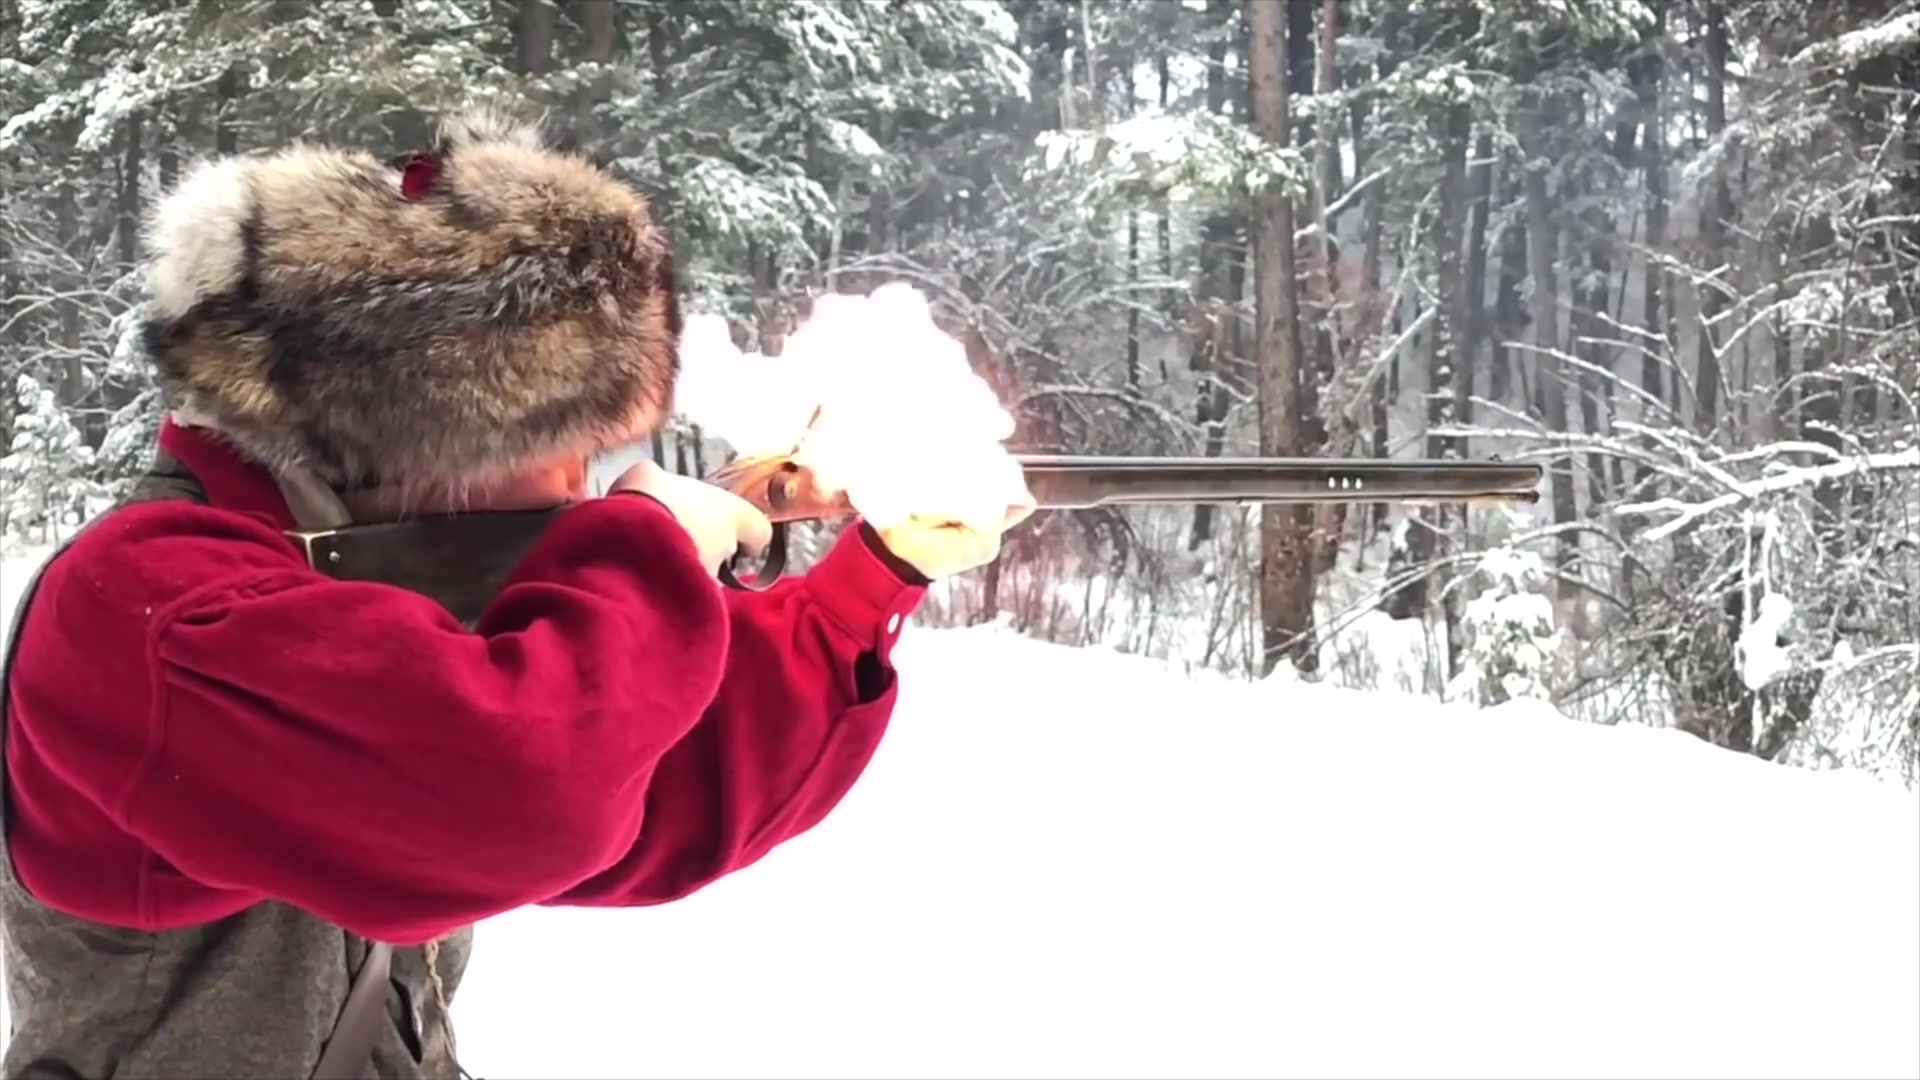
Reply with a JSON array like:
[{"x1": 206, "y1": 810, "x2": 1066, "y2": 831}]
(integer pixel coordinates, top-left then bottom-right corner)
[{"x1": 675, "y1": 284, "x2": 1028, "y2": 533}]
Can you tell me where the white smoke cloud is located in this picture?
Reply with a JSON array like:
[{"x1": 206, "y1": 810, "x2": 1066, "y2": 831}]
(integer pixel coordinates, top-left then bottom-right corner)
[{"x1": 674, "y1": 284, "x2": 1026, "y2": 532}]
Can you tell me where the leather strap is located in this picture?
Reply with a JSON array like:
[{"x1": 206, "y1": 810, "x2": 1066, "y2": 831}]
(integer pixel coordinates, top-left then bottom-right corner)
[
  {"x1": 288, "y1": 506, "x2": 566, "y2": 630},
  {"x1": 310, "y1": 941, "x2": 395, "y2": 1080}
]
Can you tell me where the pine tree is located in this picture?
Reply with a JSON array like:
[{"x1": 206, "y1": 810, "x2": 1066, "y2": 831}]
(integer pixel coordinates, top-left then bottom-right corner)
[{"x1": 1, "y1": 373, "x2": 97, "y2": 546}]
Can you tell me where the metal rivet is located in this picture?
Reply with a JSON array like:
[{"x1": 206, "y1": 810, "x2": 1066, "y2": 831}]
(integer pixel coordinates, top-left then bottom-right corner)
[{"x1": 328, "y1": 550, "x2": 342, "y2": 564}]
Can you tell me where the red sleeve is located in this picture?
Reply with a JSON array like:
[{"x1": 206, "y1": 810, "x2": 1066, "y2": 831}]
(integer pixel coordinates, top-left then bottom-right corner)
[
  {"x1": 547, "y1": 522, "x2": 925, "y2": 908},
  {"x1": 118, "y1": 495, "x2": 737, "y2": 946}
]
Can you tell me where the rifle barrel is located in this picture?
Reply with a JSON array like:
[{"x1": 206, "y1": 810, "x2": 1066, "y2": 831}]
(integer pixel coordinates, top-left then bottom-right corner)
[{"x1": 1017, "y1": 455, "x2": 1541, "y2": 508}]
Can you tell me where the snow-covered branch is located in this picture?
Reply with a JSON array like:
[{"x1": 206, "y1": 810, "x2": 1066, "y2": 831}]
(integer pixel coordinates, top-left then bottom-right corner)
[{"x1": 1620, "y1": 449, "x2": 1920, "y2": 543}]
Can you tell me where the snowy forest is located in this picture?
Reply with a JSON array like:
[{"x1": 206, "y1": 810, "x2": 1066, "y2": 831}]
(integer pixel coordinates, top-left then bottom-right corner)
[{"x1": 1, "y1": 0, "x2": 1915, "y2": 785}]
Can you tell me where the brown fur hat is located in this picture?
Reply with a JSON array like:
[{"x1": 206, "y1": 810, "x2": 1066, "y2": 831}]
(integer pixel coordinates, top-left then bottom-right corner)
[{"x1": 139, "y1": 109, "x2": 678, "y2": 490}]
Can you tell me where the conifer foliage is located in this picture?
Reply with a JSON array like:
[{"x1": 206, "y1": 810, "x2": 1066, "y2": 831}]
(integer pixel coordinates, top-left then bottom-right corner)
[{"x1": 2, "y1": 0, "x2": 1914, "y2": 781}]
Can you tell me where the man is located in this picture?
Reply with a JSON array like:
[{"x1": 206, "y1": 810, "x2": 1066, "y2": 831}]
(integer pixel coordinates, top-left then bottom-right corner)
[{"x1": 0, "y1": 111, "x2": 1030, "y2": 1078}]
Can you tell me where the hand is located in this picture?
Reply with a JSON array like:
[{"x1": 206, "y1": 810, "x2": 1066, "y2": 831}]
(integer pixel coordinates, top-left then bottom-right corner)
[
  {"x1": 874, "y1": 496, "x2": 1039, "y2": 581},
  {"x1": 610, "y1": 460, "x2": 774, "y2": 574}
]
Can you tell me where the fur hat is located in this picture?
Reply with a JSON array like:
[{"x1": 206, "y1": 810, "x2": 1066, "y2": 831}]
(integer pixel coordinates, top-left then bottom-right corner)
[{"x1": 139, "y1": 109, "x2": 679, "y2": 491}]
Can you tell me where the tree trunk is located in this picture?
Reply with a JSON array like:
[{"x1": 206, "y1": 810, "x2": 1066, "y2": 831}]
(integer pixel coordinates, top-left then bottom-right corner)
[
  {"x1": 54, "y1": 173, "x2": 82, "y2": 411},
  {"x1": 574, "y1": 0, "x2": 619, "y2": 143},
  {"x1": 1286, "y1": 0, "x2": 1315, "y2": 145},
  {"x1": 515, "y1": 0, "x2": 558, "y2": 77},
  {"x1": 1461, "y1": 129, "x2": 1493, "y2": 436},
  {"x1": 1634, "y1": 0, "x2": 1669, "y2": 489},
  {"x1": 1797, "y1": 217, "x2": 1845, "y2": 546},
  {"x1": 1516, "y1": 67, "x2": 1581, "y2": 603},
  {"x1": 1492, "y1": 166, "x2": 1526, "y2": 405},
  {"x1": 1693, "y1": 0, "x2": 1731, "y2": 432},
  {"x1": 1354, "y1": 89, "x2": 1388, "y2": 536},
  {"x1": 160, "y1": 122, "x2": 179, "y2": 192},
  {"x1": 99, "y1": 108, "x2": 148, "y2": 443},
  {"x1": 216, "y1": 63, "x2": 242, "y2": 156},
  {"x1": 0, "y1": 2, "x2": 15, "y2": 363},
  {"x1": 1361, "y1": 0, "x2": 1403, "y2": 539},
  {"x1": 1410, "y1": 98, "x2": 1471, "y2": 675},
  {"x1": 1125, "y1": 62, "x2": 1141, "y2": 391},
  {"x1": 1157, "y1": 49, "x2": 1174, "y2": 334},
  {"x1": 0, "y1": 161, "x2": 13, "y2": 359},
  {"x1": 1289, "y1": 0, "x2": 1329, "y2": 455},
  {"x1": 1305, "y1": 0, "x2": 1348, "y2": 582},
  {"x1": 1248, "y1": 0, "x2": 1314, "y2": 675},
  {"x1": 1315, "y1": 0, "x2": 1345, "y2": 206},
  {"x1": 118, "y1": 109, "x2": 143, "y2": 270},
  {"x1": 1189, "y1": 0, "x2": 1240, "y2": 549},
  {"x1": 644, "y1": 3, "x2": 673, "y2": 468},
  {"x1": 1573, "y1": 135, "x2": 1613, "y2": 520}
]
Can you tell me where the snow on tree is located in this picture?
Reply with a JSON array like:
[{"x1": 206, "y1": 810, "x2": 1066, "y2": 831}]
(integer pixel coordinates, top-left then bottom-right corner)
[
  {"x1": 92, "y1": 307, "x2": 161, "y2": 498},
  {"x1": 1446, "y1": 545, "x2": 1563, "y2": 707},
  {"x1": 2, "y1": 0, "x2": 1914, "y2": 785},
  {"x1": 0, "y1": 373, "x2": 97, "y2": 547}
]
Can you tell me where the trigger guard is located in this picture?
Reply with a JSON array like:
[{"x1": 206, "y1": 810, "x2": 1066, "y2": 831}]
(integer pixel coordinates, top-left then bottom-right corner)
[{"x1": 718, "y1": 522, "x2": 791, "y2": 591}]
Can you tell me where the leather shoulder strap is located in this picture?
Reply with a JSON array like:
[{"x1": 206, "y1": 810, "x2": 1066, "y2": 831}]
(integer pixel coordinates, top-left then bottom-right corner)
[{"x1": 310, "y1": 941, "x2": 394, "y2": 1080}]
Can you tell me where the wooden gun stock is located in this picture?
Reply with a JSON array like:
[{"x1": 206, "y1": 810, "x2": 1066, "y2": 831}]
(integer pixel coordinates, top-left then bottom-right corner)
[{"x1": 708, "y1": 453, "x2": 1542, "y2": 590}]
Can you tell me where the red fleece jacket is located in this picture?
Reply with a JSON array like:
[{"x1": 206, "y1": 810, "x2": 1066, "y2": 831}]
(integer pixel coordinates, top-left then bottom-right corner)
[{"x1": 4, "y1": 422, "x2": 924, "y2": 946}]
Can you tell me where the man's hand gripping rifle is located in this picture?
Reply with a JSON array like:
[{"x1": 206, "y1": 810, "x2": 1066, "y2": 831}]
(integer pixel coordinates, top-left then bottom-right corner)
[{"x1": 710, "y1": 450, "x2": 1540, "y2": 591}]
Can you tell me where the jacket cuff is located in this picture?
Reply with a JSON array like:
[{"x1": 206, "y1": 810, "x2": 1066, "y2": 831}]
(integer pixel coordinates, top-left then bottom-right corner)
[
  {"x1": 806, "y1": 523, "x2": 928, "y2": 655},
  {"x1": 857, "y1": 521, "x2": 931, "y2": 586}
]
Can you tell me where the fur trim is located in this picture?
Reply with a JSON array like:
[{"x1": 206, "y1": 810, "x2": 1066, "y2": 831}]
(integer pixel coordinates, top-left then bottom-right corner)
[{"x1": 139, "y1": 108, "x2": 679, "y2": 489}]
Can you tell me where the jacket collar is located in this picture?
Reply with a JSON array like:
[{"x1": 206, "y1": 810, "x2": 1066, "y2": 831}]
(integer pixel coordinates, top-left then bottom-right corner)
[{"x1": 157, "y1": 417, "x2": 299, "y2": 531}]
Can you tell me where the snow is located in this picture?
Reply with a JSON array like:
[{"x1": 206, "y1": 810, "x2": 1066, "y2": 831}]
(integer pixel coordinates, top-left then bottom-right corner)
[
  {"x1": 819, "y1": 116, "x2": 887, "y2": 166},
  {"x1": 1738, "y1": 591, "x2": 1796, "y2": 692},
  {"x1": 1446, "y1": 546, "x2": 1562, "y2": 706},
  {"x1": 2, "y1": 550, "x2": 1916, "y2": 1079},
  {"x1": 1793, "y1": 10, "x2": 1920, "y2": 68},
  {"x1": 454, "y1": 631, "x2": 1919, "y2": 1080},
  {"x1": 1032, "y1": 109, "x2": 1306, "y2": 206},
  {"x1": 1619, "y1": 446, "x2": 1920, "y2": 543}
]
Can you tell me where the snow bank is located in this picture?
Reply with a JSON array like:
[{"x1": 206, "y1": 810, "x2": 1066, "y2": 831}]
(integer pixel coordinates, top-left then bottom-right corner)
[
  {"x1": 457, "y1": 627, "x2": 1918, "y2": 1080},
  {"x1": 1, "y1": 550, "x2": 1914, "y2": 1078}
]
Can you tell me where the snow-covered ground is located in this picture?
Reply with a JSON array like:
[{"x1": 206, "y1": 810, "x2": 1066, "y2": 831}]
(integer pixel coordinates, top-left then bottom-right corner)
[
  {"x1": 3, "y1": 548, "x2": 1917, "y2": 1079},
  {"x1": 455, "y1": 626, "x2": 1920, "y2": 1080}
]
